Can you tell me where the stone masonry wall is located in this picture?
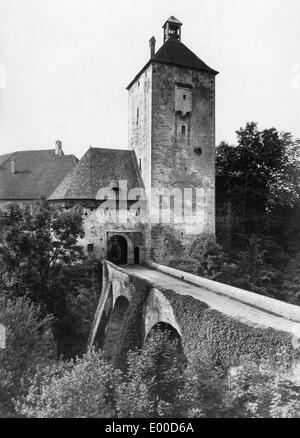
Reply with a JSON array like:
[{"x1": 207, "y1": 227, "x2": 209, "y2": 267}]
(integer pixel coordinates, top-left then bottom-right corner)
[
  {"x1": 78, "y1": 206, "x2": 146, "y2": 264},
  {"x1": 128, "y1": 65, "x2": 152, "y2": 201},
  {"x1": 151, "y1": 63, "x2": 216, "y2": 251}
]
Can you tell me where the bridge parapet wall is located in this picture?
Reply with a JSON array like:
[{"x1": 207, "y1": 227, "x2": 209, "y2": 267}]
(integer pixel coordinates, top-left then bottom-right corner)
[
  {"x1": 148, "y1": 262, "x2": 300, "y2": 329},
  {"x1": 89, "y1": 261, "x2": 300, "y2": 381}
]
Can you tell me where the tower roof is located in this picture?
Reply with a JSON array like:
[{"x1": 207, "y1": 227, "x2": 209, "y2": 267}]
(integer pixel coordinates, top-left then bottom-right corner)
[
  {"x1": 162, "y1": 16, "x2": 183, "y2": 27},
  {"x1": 127, "y1": 38, "x2": 218, "y2": 89},
  {"x1": 153, "y1": 39, "x2": 218, "y2": 74}
]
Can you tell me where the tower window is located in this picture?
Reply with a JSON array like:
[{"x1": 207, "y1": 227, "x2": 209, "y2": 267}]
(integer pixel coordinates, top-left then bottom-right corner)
[
  {"x1": 87, "y1": 244, "x2": 94, "y2": 253},
  {"x1": 136, "y1": 108, "x2": 139, "y2": 125},
  {"x1": 183, "y1": 94, "x2": 186, "y2": 100},
  {"x1": 181, "y1": 125, "x2": 186, "y2": 137},
  {"x1": 139, "y1": 158, "x2": 142, "y2": 170}
]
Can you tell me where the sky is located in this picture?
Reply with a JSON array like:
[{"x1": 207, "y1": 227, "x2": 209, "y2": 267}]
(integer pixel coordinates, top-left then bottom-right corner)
[{"x1": 0, "y1": 0, "x2": 299, "y2": 159}]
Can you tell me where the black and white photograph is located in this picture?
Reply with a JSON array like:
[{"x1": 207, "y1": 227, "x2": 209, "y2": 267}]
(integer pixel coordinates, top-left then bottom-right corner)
[{"x1": 0, "y1": 0, "x2": 300, "y2": 422}]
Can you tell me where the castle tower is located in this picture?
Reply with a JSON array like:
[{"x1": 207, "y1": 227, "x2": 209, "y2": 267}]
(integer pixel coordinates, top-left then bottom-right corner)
[{"x1": 127, "y1": 17, "x2": 218, "y2": 256}]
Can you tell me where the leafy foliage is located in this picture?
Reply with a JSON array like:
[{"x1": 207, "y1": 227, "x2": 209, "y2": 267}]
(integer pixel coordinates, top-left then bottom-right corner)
[
  {"x1": 0, "y1": 201, "x2": 101, "y2": 357},
  {"x1": 0, "y1": 295, "x2": 56, "y2": 416},
  {"x1": 16, "y1": 350, "x2": 121, "y2": 418},
  {"x1": 151, "y1": 224, "x2": 184, "y2": 264},
  {"x1": 0, "y1": 201, "x2": 84, "y2": 302},
  {"x1": 15, "y1": 332, "x2": 300, "y2": 418},
  {"x1": 116, "y1": 328, "x2": 185, "y2": 418},
  {"x1": 222, "y1": 357, "x2": 300, "y2": 418}
]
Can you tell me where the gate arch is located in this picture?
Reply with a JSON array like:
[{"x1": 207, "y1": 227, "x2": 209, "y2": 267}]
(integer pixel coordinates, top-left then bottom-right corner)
[{"x1": 107, "y1": 235, "x2": 128, "y2": 264}]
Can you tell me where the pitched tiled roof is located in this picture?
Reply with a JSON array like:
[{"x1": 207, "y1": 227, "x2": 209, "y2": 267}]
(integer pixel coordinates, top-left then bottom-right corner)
[
  {"x1": 0, "y1": 150, "x2": 78, "y2": 200},
  {"x1": 127, "y1": 39, "x2": 218, "y2": 89},
  {"x1": 48, "y1": 147, "x2": 144, "y2": 200}
]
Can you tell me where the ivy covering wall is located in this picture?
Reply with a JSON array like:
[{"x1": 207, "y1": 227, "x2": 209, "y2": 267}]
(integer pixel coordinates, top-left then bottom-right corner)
[{"x1": 101, "y1": 266, "x2": 300, "y2": 373}]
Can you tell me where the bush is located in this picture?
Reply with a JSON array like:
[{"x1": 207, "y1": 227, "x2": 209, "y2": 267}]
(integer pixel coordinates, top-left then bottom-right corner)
[
  {"x1": 176, "y1": 351, "x2": 226, "y2": 418},
  {"x1": 116, "y1": 328, "x2": 185, "y2": 418},
  {"x1": 151, "y1": 225, "x2": 184, "y2": 264},
  {"x1": 222, "y1": 357, "x2": 300, "y2": 418},
  {"x1": 15, "y1": 331, "x2": 300, "y2": 418},
  {"x1": 17, "y1": 350, "x2": 121, "y2": 418},
  {"x1": 0, "y1": 295, "x2": 56, "y2": 416},
  {"x1": 189, "y1": 234, "x2": 237, "y2": 282},
  {"x1": 282, "y1": 253, "x2": 300, "y2": 305}
]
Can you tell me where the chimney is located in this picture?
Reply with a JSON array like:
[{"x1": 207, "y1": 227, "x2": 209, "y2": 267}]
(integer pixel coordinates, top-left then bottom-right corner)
[
  {"x1": 55, "y1": 140, "x2": 63, "y2": 157},
  {"x1": 149, "y1": 36, "x2": 156, "y2": 58},
  {"x1": 10, "y1": 158, "x2": 15, "y2": 174}
]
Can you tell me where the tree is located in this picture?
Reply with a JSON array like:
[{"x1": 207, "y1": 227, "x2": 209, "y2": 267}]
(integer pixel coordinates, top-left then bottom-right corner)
[
  {"x1": 189, "y1": 234, "x2": 236, "y2": 282},
  {"x1": 0, "y1": 201, "x2": 90, "y2": 355},
  {"x1": 216, "y1": 123, "x2": 300, "y2": 239},
  {"x1": 0, "y1": 295, "x2": 56, "y2": 416},
  {"x1": 0, "y1": 201, "x2": 84, "y2": 302},
  {"x1": 222, "y1": 356, "x2": 300, "y2": 418},
  {"x1": 281, "y1": 253, "x2": 300, "y2": 305},
  {"x1": 177, "y1": 351, "x2": 226, "y2": 418},
  {"x1": 16, "y1": 350, "x2": 121, "y2": 418},
  {"x1": 116, "y1": 328, "x2": 185, "y2": 418}
]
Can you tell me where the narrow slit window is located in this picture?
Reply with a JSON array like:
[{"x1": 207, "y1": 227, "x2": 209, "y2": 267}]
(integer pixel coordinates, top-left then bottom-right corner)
[
  {"x1": 181, "y1": 125, "x2": 186, "y2": 137},
  {"x1": 139, "y1": 158, "x2": 142, "y2": 170},
  {"x1": 136, "y1": 108, "x2": 139, "y2": 125}
]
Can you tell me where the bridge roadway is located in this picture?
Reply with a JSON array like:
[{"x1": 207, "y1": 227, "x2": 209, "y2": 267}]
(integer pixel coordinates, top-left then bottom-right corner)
[{"x1": 123, "y1": 265, "x2": 300, "y2": 338}]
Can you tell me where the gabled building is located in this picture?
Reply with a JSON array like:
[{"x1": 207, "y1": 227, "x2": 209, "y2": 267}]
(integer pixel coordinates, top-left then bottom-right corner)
[
  {"x1": 49, "y1": 147, "x2": 146, "y2": 264},
  {"x1": 0, "y1": 141, "x2": 78, "y2": 208}
]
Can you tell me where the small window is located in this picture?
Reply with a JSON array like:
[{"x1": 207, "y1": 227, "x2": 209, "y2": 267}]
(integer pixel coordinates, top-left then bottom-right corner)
[
  {"x1": 181, "y1": 125, "x2": 186, "y2": 137},
  {"x1": 139, "y1": 158, "x2": 142, "y2": 170},
  {"x1": 183, "y1": 94, "x2": 186, "y2": 100},
  {"x1": 87, "y1": 244, "x2": 94, "y2": 253},
  {"x1": 136, "y1": 108, "x2": 139, "y2": 125}
]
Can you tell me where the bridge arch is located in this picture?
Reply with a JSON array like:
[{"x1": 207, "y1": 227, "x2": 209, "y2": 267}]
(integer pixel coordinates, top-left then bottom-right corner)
[
  {"x1": 145, "y1": 321, "x2": 185, "y2": 360},
  {"x1": 93, "y1": 285, "x2": 113, "y2": 349},
  {"x1": 102, "y1": 295, "x2": 130, "y2": 360},
  {"x1": 144, "y1": 288, "x2": 182, "y2": 341}
]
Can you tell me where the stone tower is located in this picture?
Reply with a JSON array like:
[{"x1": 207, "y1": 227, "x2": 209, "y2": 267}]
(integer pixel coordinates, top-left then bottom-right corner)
[{"x1": 127, "y1": 17, "x2": 218, "y2": 255}]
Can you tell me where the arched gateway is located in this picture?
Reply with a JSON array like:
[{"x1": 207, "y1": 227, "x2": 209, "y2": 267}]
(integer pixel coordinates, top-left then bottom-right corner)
[{"x1": 107, "y1": 235, "x2": 128, "y2": 265}]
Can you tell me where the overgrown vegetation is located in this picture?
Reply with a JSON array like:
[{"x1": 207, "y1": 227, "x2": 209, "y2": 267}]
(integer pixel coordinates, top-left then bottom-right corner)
[
  {"x1": 160, "y1": 123, "x2": 300, "y2": 304},
  {"x1": 0, "y1": 202, "x2": 100, "y2": 416},
  {"x1": 0, "y1": 201, "x2": 101, "y2": 357},
  {"x1": 0, "y1": 295, "x2": 56, "y2": 417},
  {"x1": 15, "y1": 330, "x2": 300, "y2": 418}
]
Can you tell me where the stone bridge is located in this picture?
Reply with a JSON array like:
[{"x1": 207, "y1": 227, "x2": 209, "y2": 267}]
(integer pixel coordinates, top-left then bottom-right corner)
[{"x1": 89, "y1": 261, "x2": 300, "y2": 380}]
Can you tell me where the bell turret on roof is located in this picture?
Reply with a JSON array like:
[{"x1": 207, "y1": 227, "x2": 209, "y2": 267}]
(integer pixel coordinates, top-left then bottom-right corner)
[
  {"x1": 163, "y1": 16, "x2": 183, "y2": 26},
  {"x1": 162, "y1": 16, "x2": 183, "y2": 42},
  {"x1": 127, "y1": 17, "x2": 218, "y2": 89}
]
